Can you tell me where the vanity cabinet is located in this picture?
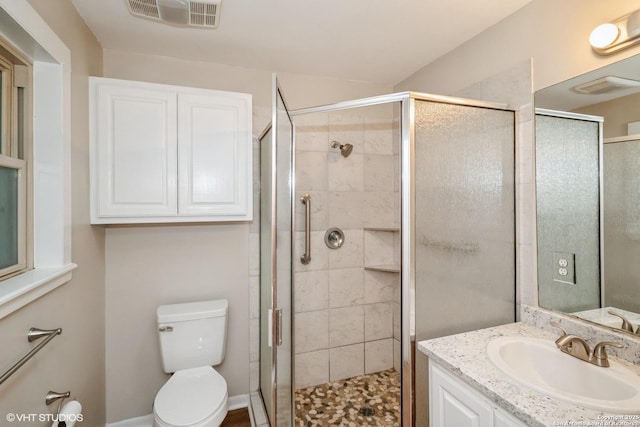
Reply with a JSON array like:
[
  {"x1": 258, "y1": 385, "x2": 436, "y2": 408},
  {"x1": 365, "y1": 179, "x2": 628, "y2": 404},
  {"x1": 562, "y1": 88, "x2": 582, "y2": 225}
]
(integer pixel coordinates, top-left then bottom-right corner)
[
  {"x1": 429, "y1": 360, "x2": 526, "y2": 427},
  {"x1": 90, "y1": 77, "x2": 252, "y2": 224}
]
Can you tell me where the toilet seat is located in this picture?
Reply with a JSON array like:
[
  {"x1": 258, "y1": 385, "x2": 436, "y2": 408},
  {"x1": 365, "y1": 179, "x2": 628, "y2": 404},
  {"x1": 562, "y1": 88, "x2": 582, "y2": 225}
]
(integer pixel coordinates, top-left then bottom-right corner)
[{"x1": 154, "y1": 366, "x2": 228, "y2": 427}]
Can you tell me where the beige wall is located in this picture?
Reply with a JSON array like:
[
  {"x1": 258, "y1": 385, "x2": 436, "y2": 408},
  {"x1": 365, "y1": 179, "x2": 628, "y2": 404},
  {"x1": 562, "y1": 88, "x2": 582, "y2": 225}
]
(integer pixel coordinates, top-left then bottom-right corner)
[
  {"x1": 105, "y1": 225, "x2": 250, "y2": 422},
  {"x1": 102, "y1": 49, "x2": 392, "y2": 423},
  {"x1": 575, "y1": 92, "x2": 640, "y2": 138},
  {"x1": 0, "y1": 1, "x2": 105, "y2": 426},
  {"x1": 103, "y1": 49, "x2": 392, "y2": 110},
  {"x1": 397, "y1": 0, "x2": 640, "y2": 95}
]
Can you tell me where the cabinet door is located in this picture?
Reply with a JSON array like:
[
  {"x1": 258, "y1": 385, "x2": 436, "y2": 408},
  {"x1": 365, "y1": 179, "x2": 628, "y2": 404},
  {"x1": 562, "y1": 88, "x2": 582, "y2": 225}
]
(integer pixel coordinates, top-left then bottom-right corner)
[
  {"x1": 177, "y1": 92, "x2": 251, "y2": 219},
  {"x1": 429, "y1": 361, "x2": 493, "y2": 427},
  {"x1": 494, "y1": 407, "x2": 526, "y2": 427},
  {"x1": 92, "y1": 80, "x2": 178, "y2": 221}
]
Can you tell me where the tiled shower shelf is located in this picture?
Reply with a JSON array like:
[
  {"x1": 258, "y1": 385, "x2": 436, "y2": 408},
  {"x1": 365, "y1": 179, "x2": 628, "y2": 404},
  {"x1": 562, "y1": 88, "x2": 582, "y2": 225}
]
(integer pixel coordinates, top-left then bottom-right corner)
[
  {"x1": 364, "y1": 265, "x2": 400, "y2": 273},
  {"x1": 364, "y1": 228, "x2": 399, "y2": 272}
]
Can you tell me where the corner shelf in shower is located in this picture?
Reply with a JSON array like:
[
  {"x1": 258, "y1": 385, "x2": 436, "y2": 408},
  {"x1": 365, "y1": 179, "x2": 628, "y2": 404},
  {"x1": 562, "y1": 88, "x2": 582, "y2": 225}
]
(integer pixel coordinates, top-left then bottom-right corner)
[
  {"x1": 364, "y1": 227, "x2": 400, "y2": 273},
  {"x1": 364, "y1": 264, "x2": 400, "y2": 273}
]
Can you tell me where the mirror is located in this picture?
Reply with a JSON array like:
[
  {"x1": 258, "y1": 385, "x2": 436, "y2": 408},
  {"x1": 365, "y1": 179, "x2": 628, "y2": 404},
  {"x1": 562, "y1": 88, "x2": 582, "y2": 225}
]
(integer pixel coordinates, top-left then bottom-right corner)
[{"x1": 535, "y1": 53, "x2": 640, "y2": 335}]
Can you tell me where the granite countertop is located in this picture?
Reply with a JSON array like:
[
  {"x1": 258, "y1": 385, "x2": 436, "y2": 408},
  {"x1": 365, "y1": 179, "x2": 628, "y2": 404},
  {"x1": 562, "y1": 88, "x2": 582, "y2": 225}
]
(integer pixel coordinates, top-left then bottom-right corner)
[
  {"x1": 572, "y1": 307, "x2": 640, "y2": 331},
  {"x1": 418, "y1": 322, "x2": 640, "y2": 427}
]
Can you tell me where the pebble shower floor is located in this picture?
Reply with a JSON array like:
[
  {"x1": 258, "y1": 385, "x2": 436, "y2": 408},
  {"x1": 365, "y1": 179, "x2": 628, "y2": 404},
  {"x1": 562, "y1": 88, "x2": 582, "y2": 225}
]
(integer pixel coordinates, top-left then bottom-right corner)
[{"x1": 294, "y1": 369, "x2": 401, "y2": 426}]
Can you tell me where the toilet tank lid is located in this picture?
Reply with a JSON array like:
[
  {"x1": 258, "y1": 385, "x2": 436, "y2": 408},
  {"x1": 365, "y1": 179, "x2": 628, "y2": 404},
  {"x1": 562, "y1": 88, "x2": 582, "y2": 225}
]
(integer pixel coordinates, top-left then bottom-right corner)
[{"x1": 157, "y1": 299, "x2": 228, "y2": 323}]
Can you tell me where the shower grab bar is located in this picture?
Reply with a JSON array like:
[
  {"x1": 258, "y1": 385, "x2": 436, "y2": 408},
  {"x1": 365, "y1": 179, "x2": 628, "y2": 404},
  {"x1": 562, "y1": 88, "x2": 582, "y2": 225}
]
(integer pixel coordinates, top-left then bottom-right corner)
[
  {"x1": 300, "y1": 194, "x2": 311, "y2": 264},
  {"x1": 0, "y1": 327, "x2": 62, "y2": 386}
]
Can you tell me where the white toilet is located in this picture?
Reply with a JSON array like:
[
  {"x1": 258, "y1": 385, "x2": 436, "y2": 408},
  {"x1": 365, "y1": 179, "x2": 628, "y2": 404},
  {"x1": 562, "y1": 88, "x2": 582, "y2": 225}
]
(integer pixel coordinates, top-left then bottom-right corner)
[{"x1": 153, "y1": 299, "x2": 229, "y2": 427}]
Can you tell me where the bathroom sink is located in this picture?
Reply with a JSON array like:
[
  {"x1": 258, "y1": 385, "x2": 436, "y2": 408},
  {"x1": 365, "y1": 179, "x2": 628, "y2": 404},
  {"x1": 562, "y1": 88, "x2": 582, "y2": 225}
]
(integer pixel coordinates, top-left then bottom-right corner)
[{"x1": 487, "y1": 336, "x2": 640, "y2": 414}]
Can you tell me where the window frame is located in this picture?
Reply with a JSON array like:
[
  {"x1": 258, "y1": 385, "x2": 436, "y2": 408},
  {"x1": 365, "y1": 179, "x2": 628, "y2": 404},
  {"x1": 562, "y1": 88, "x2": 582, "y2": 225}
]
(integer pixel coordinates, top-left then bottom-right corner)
[
  {"x1": 0, "y1": 54, "x2": 12, "y2": 155},
  {"x1": 0, "y1": 0, "x2": 76, "y2": 320},
  {"x1": 0, "y1": 36, "x2": 32, "y2": 282},
  {"x1": 0, "y1": 154, "x2": 26, "y2": 278}
]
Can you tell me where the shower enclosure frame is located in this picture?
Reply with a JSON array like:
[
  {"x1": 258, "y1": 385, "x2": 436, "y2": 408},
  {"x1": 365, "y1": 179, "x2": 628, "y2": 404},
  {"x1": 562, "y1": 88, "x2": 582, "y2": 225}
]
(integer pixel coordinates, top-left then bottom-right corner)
[{"x1": 261, "y1": 89, "x2": 514, "y2": 426}]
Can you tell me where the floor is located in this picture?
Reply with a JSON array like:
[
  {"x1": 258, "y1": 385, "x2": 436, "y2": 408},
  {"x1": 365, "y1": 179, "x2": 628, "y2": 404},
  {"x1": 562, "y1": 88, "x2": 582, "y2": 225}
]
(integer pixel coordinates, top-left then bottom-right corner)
[
  {"x1": 294, "y1": 369, "x2": 401, "y2": 426},
  {"x1": 221, "y1": 408, "x2": 252, "y2": 427}
]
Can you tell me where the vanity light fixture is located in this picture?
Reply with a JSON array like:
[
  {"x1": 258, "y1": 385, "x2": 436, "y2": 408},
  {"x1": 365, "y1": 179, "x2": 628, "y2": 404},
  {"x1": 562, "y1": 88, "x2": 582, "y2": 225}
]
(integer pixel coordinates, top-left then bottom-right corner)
[{"x1": 590, "y1": 9, "x2": 640, "y2": 55}]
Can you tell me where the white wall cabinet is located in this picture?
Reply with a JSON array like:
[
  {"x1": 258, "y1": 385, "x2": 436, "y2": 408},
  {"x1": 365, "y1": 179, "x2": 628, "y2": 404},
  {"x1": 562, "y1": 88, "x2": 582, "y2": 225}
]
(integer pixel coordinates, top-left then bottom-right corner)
[
  {"x1": 429, "y1": 360, "x2": 526, "y2": 427},
  {"x1": 90, "y1": 77, "x2": 252, "y2": 224}
]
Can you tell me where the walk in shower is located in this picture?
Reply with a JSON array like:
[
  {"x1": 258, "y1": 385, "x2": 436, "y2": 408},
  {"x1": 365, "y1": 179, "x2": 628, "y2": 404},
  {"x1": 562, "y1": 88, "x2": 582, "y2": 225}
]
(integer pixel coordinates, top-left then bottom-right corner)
[{"x1": 258, "y1": 79, "x2": 516, "y2": 426}]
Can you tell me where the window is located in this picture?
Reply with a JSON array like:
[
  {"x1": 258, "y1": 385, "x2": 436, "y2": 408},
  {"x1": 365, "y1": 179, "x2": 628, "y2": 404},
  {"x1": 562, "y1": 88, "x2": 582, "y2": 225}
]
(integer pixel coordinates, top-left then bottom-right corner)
[
  {"x1": 0, "y1": 37, "x2": 31, "y2": 281},
  {"x1": 0, "y1": 1, "x2": 75, "y2": 320}
]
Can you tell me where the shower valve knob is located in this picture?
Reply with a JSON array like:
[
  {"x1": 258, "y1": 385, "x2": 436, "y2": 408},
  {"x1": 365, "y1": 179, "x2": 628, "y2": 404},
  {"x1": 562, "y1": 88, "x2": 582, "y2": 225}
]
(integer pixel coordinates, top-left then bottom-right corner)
[{"x1": 324, "y1": 227, "x2": 345, "y2": 249}]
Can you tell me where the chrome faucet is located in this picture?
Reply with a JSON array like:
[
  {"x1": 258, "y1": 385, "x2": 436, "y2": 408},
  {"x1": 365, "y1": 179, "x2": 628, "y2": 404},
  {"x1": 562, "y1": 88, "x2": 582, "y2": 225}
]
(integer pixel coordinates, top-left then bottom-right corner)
[{"x1": 550, "y1": 322, "x2": 624, "y2": 367}]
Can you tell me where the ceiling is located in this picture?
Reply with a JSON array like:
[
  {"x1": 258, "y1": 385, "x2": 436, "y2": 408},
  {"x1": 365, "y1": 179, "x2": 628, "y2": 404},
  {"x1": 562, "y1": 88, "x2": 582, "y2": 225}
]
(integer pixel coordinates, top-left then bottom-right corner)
[{"x1": 71, "y1": 0, "x2": 532, "y2": 86}]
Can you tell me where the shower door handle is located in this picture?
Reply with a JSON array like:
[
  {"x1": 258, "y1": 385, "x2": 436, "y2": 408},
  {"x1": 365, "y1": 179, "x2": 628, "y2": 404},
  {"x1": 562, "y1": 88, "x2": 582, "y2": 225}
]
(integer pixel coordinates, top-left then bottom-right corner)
[{"x1": 300, "y1": 194, "x2": 311, "y2": 264}]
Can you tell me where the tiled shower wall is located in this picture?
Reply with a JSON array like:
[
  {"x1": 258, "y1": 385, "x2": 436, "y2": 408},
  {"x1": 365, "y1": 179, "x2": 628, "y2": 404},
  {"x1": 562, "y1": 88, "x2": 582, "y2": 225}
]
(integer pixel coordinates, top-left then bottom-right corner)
[{"x1": 292, "y1": 107, "x2": 400, "y2": 389}]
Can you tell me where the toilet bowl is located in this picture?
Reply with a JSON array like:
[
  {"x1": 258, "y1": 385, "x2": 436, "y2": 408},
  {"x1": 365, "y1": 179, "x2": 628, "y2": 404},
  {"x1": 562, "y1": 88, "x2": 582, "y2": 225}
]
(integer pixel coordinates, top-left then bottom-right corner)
[
  {"x1": 152, "y1": 300, "x2": 230, "y2": 427},
  {"x1": 153, "y1": 367, "x2": 228, "y2": 427}
]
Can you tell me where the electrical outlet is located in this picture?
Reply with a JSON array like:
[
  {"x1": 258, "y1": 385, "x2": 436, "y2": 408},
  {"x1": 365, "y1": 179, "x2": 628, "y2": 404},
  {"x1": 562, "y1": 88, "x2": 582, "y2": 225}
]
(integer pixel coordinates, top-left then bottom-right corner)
[{"x1": 553, "y1": 252, "x2": 576, "y2": 285}]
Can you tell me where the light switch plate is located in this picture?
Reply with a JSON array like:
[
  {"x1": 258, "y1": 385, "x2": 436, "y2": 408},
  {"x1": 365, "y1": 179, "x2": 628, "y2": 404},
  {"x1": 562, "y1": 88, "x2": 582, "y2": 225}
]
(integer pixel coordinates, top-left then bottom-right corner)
[{"x1": 553, "y1": 252, "x2": 576, "y2": 285}]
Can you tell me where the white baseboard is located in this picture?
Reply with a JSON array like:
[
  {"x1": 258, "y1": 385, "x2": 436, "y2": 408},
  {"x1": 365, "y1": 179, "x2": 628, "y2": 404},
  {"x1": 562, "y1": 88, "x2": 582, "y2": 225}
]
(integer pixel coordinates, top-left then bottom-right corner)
[
  {"x1": 228, "y1": 394, "x2": 249, "y2": 410},
  {"x1": 106, "y1": 394, "x2": 250, "y2": 427},
  {"x1": 105, "y1": 414, "x2": 153, "y2": 427}
]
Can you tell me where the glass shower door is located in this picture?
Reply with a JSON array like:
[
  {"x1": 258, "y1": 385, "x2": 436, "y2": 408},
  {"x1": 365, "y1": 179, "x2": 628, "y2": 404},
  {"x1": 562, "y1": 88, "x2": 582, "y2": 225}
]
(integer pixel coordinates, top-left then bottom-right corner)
[
  {"x1": 259, "y1": 75, "x2": 294, "y2": 426},
  {"x1": 412, "y1": 99, "x2": 515, "y2": 425},
  {"x1": 535, "y1": 112, "x2": 601, "y2": 312}
]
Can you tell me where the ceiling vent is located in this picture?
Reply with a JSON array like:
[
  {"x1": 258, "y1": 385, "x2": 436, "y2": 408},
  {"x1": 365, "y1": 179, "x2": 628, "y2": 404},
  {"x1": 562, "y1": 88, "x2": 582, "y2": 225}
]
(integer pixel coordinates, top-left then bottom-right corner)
[
  {"x1": 572, "y1": 76, "x2": 640, "y2": 95},
  {"x1": 127, "y1": 0, "x2": 221, "y2": 29}
]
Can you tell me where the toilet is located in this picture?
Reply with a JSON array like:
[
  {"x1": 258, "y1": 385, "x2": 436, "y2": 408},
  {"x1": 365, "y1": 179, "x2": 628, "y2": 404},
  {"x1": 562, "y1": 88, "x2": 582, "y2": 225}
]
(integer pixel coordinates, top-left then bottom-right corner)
[{"x1": 153, "y1": 299, "x2": 229, "y2": 427}]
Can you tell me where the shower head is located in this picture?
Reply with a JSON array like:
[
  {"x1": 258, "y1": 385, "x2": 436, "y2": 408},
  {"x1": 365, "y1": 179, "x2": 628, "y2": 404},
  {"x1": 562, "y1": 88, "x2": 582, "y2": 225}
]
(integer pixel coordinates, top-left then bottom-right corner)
[{"x1": 330, "y1": 140, "x2": 354, "y2": 158}]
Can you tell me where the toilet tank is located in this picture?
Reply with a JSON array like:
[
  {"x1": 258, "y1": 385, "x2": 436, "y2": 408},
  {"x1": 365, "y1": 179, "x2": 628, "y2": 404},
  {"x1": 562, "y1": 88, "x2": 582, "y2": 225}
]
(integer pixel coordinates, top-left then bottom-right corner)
[{"x1": 157, "y1": 299, "x2": 228, "y2": 373}]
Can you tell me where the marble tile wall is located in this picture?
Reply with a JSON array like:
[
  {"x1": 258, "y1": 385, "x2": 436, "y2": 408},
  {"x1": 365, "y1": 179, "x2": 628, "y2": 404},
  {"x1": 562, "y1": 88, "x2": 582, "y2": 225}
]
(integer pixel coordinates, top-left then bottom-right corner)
[{"x1": 293, "y1": 107, "x2": 401, "y2": 389}]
